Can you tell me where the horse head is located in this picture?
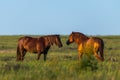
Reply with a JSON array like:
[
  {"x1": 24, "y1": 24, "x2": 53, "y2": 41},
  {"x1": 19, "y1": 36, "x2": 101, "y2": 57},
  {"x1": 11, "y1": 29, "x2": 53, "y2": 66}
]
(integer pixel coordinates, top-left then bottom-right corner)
[
  {"x1": 66, "y1": 32, "x2": 89, "y2": 45},
  {"x1": 54, "y1": 35, "x2": 63, "y2": 48},
  {"x1": 66, "y1": 32, "x2": 75, "y2": 45},
  {"x1": 44, "y1": 35, "x2": 63, "y2": 48}
]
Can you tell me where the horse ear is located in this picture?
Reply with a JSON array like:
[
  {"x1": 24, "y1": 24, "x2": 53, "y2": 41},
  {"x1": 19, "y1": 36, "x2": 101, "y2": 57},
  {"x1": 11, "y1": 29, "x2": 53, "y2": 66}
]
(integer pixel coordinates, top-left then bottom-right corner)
[
  {"x1": 72, "y1": 31, "x2": 75, "y2": 34},
  {"x1": 56, "y1": 34, "x2": 60, "y2": 37}
]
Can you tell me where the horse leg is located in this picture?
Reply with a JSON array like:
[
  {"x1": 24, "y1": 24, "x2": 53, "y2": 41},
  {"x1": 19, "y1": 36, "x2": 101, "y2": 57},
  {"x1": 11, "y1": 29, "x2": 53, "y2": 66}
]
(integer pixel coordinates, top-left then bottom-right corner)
[
  {"x1": 44, "y1": 50, "x2": 48, "y2": 61},
  {"x1": 19, "y1": 49, "x2": 25, "y2": 61},
  {"x1": 16, "y1": 46, "x2": 21, "y2": 61},
  {"x1": 78, "y1": 44, "x2": 83, "y2": 61},
  {"x1": 93, "y1": 44, "x2": 104, "y2": 61},
  {"x1": 94, "y1": 51, "x2": 103, "y2": 61},
  {"x1": 44, "y1": 53, "x2": 47, "y2": 61},
  {"x1": 43, "y1": 46, "x2": 50, "y2": 61},
  {"x1": 99, "y1": 47, "x2": 104, "y2": 61},
  {"x1": 22, "y1": 50, "x2": 27, "y2": 61},
  {"x1": 37, "y1": 52, "x2": 41, "y2": 60},
  {"x1": 17, "y1": 53, "x2": 21, "y2": 61},
  {"x1": 16, "y1": 51, "x2": 20, "y2": 61},
  {"x1": 78, "y1": 50, "x2": 83, "y2": 61}
]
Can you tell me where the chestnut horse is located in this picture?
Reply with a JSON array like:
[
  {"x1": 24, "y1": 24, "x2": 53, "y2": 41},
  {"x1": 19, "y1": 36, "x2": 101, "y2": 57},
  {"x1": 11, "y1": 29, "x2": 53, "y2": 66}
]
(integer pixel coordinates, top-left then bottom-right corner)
[
  {"x1": 16, "y1": 35, "x2": 63, "y2": 61},
  {"x1": 66, "y1": 32, "x2": 104, "y2": 61}
]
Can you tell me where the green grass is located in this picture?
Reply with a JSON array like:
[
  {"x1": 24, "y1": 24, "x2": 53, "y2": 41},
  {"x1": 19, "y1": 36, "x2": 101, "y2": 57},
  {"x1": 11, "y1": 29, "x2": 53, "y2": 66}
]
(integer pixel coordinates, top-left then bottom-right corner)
[{"x1": 0, "y1": 35, "x2": 120, "y2": 80}]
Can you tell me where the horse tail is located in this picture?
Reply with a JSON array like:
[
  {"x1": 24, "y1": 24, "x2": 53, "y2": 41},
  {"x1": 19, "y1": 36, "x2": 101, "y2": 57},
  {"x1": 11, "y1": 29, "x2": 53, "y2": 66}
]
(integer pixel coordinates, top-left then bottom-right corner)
[
  {"x1": 99, "y1": 39, "x2": 104, "y2": 61},
  {"x1": 16, "y1": 44, "x2": 20, "y2": 61}
]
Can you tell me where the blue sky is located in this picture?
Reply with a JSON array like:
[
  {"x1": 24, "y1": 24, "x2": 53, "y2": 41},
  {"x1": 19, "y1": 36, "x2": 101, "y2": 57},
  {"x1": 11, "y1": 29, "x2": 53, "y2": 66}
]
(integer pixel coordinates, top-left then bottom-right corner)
[{"x1": 0, "y1": 0, "x2": 120, "y2": 35}]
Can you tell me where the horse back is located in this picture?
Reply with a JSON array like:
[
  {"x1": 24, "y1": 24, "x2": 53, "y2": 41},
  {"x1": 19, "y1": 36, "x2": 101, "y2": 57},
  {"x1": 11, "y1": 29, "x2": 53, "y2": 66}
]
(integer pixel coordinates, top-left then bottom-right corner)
[
  {"x1": 86, "y1": 37, "x2": 104, "y2": 49},
  {"x1": 18, "y1": 36, "x2": 37, "y2": 46},
  {"x1": 18, "y1": 36, "x2": 45, "y2": 53}
]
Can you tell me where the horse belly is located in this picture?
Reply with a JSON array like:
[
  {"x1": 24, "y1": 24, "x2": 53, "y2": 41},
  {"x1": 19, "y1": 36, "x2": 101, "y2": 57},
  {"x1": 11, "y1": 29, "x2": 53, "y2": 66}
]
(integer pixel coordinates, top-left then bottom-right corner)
[
  {"x1": 28, "y1": 48, "x2": 38, "y2": 53},
  {"x1": 24, "y1": 44, "x2": 38, "y2": 53}
]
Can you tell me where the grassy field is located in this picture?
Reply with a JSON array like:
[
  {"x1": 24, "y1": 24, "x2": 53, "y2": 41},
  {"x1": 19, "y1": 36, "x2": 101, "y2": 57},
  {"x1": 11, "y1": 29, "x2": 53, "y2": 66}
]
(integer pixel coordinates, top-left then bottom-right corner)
[{"x1": 0, "y1": 35, "x2": 120, "y2": 80}]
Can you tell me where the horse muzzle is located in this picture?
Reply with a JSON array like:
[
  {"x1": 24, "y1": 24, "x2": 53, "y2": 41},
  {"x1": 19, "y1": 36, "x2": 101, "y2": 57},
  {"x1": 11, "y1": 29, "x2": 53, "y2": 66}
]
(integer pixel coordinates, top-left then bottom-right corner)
[
  {"x1": 101, "y1": 57, "x2": 104, "y2": 61},
  {"x1": 59, "y1": 44, "x2": 63, "y2": 48},
  {"x1": 66, "y1": 40, "x2": 70, "y2": 45}
]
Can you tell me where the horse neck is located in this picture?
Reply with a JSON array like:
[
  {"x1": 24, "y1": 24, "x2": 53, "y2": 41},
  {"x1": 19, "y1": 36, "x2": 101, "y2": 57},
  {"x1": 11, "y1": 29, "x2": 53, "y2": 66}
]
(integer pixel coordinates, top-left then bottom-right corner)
[
  {"x1": 44, "y1": 37, "x2": 54, "y2": 46},
  {"x1": 74, "y1": 35, "x2": 89, "y2": 44}
]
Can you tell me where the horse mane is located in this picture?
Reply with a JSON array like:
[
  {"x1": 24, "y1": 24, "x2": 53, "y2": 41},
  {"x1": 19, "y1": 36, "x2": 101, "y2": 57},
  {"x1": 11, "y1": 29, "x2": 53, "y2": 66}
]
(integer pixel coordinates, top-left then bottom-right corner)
[
  {"x1": 43, "y1": 35, "x2": 59, "y2": 37},
  {"x1": 72, "y1": 32, "x2": 89, "y2": 40},
  {"x1": 42, "y1": 35, "x2": 60, "y2": 46}
]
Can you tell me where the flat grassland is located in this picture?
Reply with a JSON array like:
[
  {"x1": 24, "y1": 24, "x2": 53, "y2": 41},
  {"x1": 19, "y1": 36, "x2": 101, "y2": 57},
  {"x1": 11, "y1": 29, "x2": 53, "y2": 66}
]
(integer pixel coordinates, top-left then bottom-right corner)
[{"x1": 0, "y1": 35, "x2": 120, "y2": 80}]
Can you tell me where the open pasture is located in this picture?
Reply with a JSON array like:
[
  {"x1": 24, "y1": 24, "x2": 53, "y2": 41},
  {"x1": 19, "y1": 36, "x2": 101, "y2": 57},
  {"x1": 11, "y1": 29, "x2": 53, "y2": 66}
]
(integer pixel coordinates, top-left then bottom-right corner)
[{"x1": 0, "y1": 35, "x2": 120, "y2": 80}]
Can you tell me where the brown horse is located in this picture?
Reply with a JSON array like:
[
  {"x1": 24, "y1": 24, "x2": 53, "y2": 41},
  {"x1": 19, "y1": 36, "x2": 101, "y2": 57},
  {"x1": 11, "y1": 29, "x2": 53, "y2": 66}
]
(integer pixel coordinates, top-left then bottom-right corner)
[
  {"x1": 66, "y1": 32, "x2": 104, "y2": 61},
  {"x1": 16, "y1": 35, "x2": 63, "y2": 61}
]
